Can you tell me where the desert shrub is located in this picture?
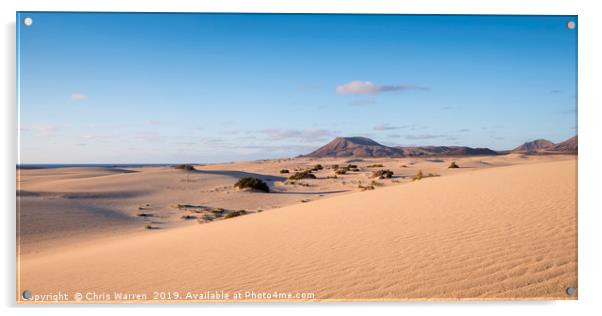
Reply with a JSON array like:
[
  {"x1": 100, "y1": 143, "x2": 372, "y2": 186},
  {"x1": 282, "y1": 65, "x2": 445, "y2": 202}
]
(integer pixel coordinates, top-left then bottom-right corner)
[
  {"x1": 181, "y1": 214, "x2": 197, "y2": 220},
  {"x1": 347, "y1": 164, "x2": 358, "y2": 169},
  {"x1": 145, "y1": 224, "x2": 158, "y2": 230},
  {"x1": 209, "y1": 208, "x2": 226, "y2": 215},
  {"x1": 312, "y1": 164, "x2": 324, "y2": 171},
  {"x1": 289, "y1": 170, "x2": 316, "y2": 180},
  {"x1": 279, "y1": 169, "x2": 290, "y2": 174},
  {"x1": 234, "y1": 177, "x2": 270, "y2": 193},
  {"x1": 448, "y1": 162, "x2": 460, "y2": 168},
  {"x1": 137, "y1": 212, "x2": 153, "y2": 217},
  {"x1": 174, "y1": 164, "x2": 195, "y2": 171},
  {"x1": 413, "y1": 170, "x2": 424, "y2": 181},
  {"x1": 176, "y1": 203, "x2": 204, "y2": 209},
  {"x1": 401, "y1": 165, "x2": 408, "y2": 168},
  {"x1": 331, "y1": 164, "x2": 339, "y2": 169},
  {"x1": 367, "y1": 164, "x2": 384, "y2": 168},
  {"x1": 372, "y1": 169, "x2": 394, "y2": 179},
  {"x1": 412, "y1": 170, "x2": 439, "y2": 181},
  {"x1": 224, "y1": 210, "x2": 248, "y2": 219},
  {"x1": 335, "y1": 169, "x2": 347, "y2": 175},
  {"x1": 201, "y1": 214, "x2": 214, "y2": 221},
  {"x1": 289, "y1": 181, "x2": 311, "y2": 187},
  {"x1": 358, "y1": 183, "x2": 375, "y2": 191}
]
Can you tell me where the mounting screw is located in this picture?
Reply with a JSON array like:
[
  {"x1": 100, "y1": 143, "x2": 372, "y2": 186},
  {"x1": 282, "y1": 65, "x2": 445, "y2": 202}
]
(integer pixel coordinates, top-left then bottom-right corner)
[
  {"x1": 22, "y1": 290, "x2": 32, "y2": 300},
  {"x1": 567, "y1": 21, "x2": 576, "y2": 30},
  {"x1": 566, "y1": 287, "x2": 575, "y2": 296}
]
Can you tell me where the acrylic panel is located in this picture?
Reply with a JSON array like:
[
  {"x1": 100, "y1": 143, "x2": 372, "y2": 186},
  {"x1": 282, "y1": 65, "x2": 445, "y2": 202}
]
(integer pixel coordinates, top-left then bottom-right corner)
[{"x1": 16, "y1": 12, "x2": 578, "y2": 303}]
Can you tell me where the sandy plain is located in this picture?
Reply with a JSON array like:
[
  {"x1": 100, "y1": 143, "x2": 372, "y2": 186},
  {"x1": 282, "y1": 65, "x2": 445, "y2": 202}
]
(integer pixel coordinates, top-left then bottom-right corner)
[{"x1": 17, "y1": 154, "x2": 577, "y2": 302}]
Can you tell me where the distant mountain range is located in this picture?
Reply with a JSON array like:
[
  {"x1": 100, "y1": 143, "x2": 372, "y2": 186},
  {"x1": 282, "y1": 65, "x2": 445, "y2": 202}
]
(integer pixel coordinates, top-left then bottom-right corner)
[{"x1": 303, "y1": 136, "x2": 577, "y2": 158}]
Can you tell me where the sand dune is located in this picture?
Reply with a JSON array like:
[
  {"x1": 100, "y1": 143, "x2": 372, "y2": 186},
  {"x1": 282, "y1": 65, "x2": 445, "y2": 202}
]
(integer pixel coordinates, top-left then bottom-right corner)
[{"x1": 18, "y1": 159, "x2": 577, "y2": 301}]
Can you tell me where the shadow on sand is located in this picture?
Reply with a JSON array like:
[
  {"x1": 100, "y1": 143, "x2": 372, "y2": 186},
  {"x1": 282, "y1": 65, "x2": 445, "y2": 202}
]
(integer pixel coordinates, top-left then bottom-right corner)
[
  {"x1": 191, "y1": 169, "x2": 287, "y2": 182},
  {"x1": 273, "y1": 189, "x2": 350, "y2": 195}
]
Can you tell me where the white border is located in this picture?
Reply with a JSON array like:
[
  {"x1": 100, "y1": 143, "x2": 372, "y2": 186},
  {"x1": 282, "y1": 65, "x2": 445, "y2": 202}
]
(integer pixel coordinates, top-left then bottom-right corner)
[{"x1": 2, "y1": 1, "x2": 601, "y2": 315}]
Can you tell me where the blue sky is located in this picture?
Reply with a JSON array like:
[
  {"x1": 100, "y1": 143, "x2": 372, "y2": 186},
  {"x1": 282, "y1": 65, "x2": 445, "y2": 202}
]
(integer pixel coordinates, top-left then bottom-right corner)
[{"x1": 17, "y1": 13, "x2": 577, "y2": 163}]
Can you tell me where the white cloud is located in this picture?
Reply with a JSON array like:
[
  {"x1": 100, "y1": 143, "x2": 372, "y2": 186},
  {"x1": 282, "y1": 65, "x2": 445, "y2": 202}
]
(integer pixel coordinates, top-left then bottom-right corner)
[
  {"x1": 336, "y1": 81, "x2": 428, "y2": 95},
  {"x1": 71, "y1": 93, "x2": 88, "y2": 101}
]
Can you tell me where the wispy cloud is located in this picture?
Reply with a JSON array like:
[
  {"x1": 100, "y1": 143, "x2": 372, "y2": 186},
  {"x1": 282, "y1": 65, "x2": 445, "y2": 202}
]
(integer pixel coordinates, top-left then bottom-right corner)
[
  {"x1": 71, "y1": 93, "x2": 88, "y2": 101},
  {"x1": 302, "y1": 128, "x2": 333, "y2": 141},
  {"x1": 549, "y1": 89, "x2": 562, "y2": 94},
  {"x1": 336, "y1": 81, "x2": 428, "y2": 95},
  {"x1": 374, "y1": 123, "x2": 406, "y2": 131},
  {"x1": 81, "y1": 134, "x2": 114, "y2": 141},
  {"x1": 261, "y1": 129, "x2": 302, "y2": 140},
  {"x1": 261, "y1": 128, "x2": 333, "y2": 142},
  {"x1": 20, "y1": 124, "x2": 61, "y2": 137},
  {"x1": 139, "y1": 132, "x2": 163, "y2": 143},
  {"x1": 241, "y1": 144, "x2": 318, "y2": 153},
  {"x1": 174, "y1": 141, "x2": 196, "y2": 146},
  {"x1": 197, "y1": 137, "x2": 228, "y2": 148},
  {"x1": 404, "y1": 134, "x2": 444, "y2": 140},
  {"x1": 457, "y1": 128, "x2": 471, "y2": 133}
]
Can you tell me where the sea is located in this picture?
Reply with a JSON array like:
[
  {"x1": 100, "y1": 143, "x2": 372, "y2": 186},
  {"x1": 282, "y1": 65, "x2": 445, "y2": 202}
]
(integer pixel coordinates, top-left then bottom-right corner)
[{"x1": 16, "y1": 163, "x2": 177, "y2": 169}]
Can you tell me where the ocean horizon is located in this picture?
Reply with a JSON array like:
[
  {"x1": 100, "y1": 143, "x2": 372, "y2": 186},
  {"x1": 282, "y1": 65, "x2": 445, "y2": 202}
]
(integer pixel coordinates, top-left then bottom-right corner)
[{"x1": 16, "y1": 163, "x2": 179, "y2": 169}]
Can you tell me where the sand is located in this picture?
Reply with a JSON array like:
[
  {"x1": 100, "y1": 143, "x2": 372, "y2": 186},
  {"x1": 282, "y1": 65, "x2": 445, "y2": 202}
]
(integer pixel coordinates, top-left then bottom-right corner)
[{"x1": 17, "y1": 155, "x2": 577, "y2": 302}]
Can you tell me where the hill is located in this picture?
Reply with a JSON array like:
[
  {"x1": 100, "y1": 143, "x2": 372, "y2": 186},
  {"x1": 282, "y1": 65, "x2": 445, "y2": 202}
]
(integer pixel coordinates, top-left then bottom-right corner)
[
  {"x1": 549, "y1": 136, "x2": 578, "y2": 154},
  {"x1": 303, "y1": 137, "x2": 497, "y2": 158},
  {"x1": 512, "y1": 139, "x2": 555, "y2": 153},
  {"x1": 304, "y1": 137, "x2": 404, "y2": 158},
  {"x1": 511, "y1": 136, "x2": 577, "y2": 155}
]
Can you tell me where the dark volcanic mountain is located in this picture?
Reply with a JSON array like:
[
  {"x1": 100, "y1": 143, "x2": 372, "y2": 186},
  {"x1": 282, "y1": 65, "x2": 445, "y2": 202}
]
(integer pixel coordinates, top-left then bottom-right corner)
[
  {"x1": 304, "y1": 137, "x2": 404, "y2": 158},
  {"x1": 549, "y1": 136, "x2": 578, "y2": 154},
  {"x1": 512, "y1": 139, "x2": 555, "y2": 153},
  {"x1": 303, "y1": 137, "x2": 497, "y2": 158}
]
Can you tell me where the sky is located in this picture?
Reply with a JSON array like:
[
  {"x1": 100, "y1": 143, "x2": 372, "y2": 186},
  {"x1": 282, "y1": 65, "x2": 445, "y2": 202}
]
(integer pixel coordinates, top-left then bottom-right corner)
[{"x1": 17, "y1": 13, "x2": 577, "y2": 163}]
